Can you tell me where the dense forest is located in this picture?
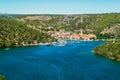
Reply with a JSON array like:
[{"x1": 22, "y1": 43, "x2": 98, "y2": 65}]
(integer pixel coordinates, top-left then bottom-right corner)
[
  {"x1": 0, "y1": 15, "x2": 56, "y2": 48},
  {"x1": 94, "y1": 40, "x2": 120, "y2": 61}
]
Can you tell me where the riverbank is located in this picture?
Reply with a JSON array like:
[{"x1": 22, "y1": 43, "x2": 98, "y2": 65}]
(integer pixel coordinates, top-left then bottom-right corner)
[
  {"x1": 93, "y1": 40, "x2": 120, "y2": 61},
  {"x1": 0, "y1": 42, "x2": 54, "y2": 49},
  {"x1": 1, "y1": 39, "x2": 101, "y2": 48}
]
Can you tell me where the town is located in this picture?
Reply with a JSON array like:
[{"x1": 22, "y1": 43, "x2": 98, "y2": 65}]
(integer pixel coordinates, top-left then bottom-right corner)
[{"x1": 47, "y1": 29, "x2": 96, "y2": 40}]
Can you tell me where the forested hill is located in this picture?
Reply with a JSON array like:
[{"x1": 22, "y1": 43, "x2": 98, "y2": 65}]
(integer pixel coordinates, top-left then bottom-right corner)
[
  {"x1": 0, "y1": 16, "x2": 56, "y2": 48},
  {"x1": 94, "y1": 40, "x2": 120, "y2": 61},
  {"x1": 15, "y1": 13, "x2": 120, "y2": 35},
  {"x1": 0, "y1": 13, "x2": 120, "y2": 47}
]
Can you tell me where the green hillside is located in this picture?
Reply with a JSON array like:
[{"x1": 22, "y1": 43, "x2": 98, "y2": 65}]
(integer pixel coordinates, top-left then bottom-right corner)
[
  {"x1": 94, "y1": 40, "x2": 120, "y2": 61},
  {"x1": 14, "y1": 13, "x2": 120, "y2": 35},
  {"x1": 0, "y1": 16, "x2": 56, "y2": 48},
  {"x1": 0, "y1": 13, "x2": 120, "y2": 48}
]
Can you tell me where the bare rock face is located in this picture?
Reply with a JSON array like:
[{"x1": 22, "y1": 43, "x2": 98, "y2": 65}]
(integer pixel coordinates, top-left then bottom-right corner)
[
  {"x1": 25, "y1": 16, "x2": 52, "y2": 21},
  {"x1": 101, "y1": 24, "x2": 120, "y2": 35}
]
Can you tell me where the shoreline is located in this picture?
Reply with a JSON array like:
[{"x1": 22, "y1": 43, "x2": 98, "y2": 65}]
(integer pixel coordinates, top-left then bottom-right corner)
[
  {"x1": 93, "y1": 40, "x2": 120, "y2": 61},
  {"x1": 0, "y1": 39, "x2": 104, "y2": 49}
]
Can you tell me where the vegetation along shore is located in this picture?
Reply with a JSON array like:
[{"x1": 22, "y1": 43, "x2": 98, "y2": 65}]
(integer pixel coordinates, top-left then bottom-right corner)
[
  {"x1": 0, "y1": 13, "x2": 120, "y2": 61},
  {"x1": 94, "y1": 40, "x2": 120, "y2": 61}
]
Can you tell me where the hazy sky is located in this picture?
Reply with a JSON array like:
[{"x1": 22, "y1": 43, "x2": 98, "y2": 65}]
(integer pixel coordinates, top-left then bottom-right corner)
[{"x1": 0, "y1": 0, "x2": 120, "y2": 14}]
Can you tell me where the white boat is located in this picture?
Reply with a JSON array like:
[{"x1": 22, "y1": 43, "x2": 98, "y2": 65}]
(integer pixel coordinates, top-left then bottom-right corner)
[
  {"x1": 39, "y1": 42, "x2": 52, "y2": 46},
  {"x1": 57, "y1": 39, "x2": 67, "y2": 46},
  {"x1": 5, "y1": 48, "x2": 10, "y2": 50}
]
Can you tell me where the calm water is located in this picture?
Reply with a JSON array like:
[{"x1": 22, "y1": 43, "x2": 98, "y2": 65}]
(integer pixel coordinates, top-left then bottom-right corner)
[{"x1": 0, "y1": 40, "x2": 120, "y2": 80}]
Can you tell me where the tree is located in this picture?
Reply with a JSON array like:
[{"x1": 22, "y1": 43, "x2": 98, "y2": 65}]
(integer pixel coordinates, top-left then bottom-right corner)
[
  {"x1": 0, "y1": 75, "x2": 5, "y2": 80},
  {"x1": 0, "y1": 39, "x2": 4, "y2": 47}
]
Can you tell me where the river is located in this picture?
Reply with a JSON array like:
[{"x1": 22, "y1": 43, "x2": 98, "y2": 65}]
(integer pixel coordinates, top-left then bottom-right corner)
[{"x1": 0, "y1": 40, "x2": 120, "y2": 80}]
